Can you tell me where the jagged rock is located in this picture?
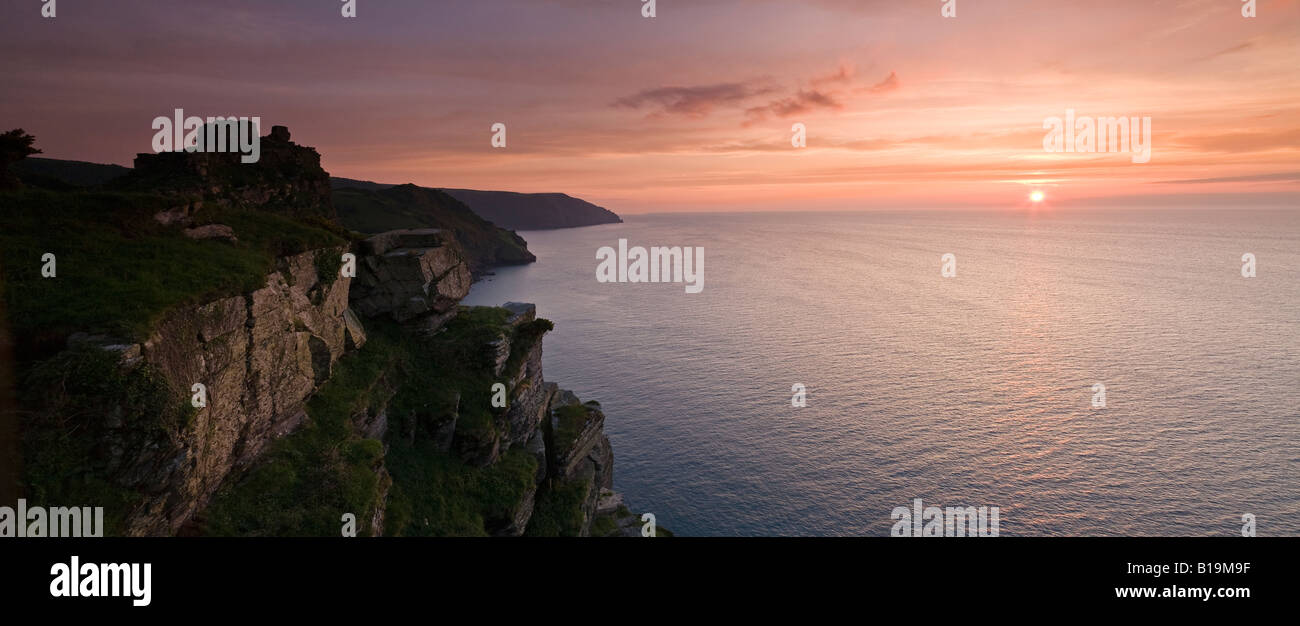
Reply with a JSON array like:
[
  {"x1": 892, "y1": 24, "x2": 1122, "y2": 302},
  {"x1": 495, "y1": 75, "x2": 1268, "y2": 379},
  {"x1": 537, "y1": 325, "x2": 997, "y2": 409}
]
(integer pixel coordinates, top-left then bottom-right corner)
[
  {"x1": 183, "y1": 224, "x2": 238, "y2": 242},
  {"x1": 118, "y1": 245, "x2": 353, "y2": 534},
  {"x1": 591, "y1": 434, "x2": 614, "y2": 491},
  {"x1": 349, "y1": 229, "x2": 472, "y2": 329},
  {"x1": 369, "y1": 466, "x2": 392, "y2": 537},
  {"x1": 406, "y1": 309, "x2": 458, "y2": 336},
  {"x1": 196, "y1": 297, "x2": 246, "y2": 343},
  {"x1": 489, "y1": 331, "x2": 511, "y2": 376},
  {"x1": 553, "y1": 388, "x2": 580, "y2": 408},
  {"x1": 548, "y1": 391, "x2": 608, "y2": 481},
  {"x1": 503, "y1": 301, "x2": 536, "y2": 326},
  {"x1": 526, "y1": 429, "x2": 548, "y2": 483},
  {"x1": 596, "y1": 489, "x2": 623, "y2": 516},
  {"x1": 342, "y1": 308, "x2": 366, "y2": 350},
  {"x1": 359, "y1": 228, "x2": 453, "y2": 256},
  {"x1": 501, "y1": 347, "x2": 552, "y2": 448},
  {"x1": 357, "y1": 408, "x2": 388, "y2": 442},
  {"x1": 153, "y1": 201, "x2": 199, "y2": 226},
  {"x1": 571, "y1": 462, "x2": 600, "y2": 537},
  {"x1": 129, "y1": 126, "x2": 335, "y2": 220}
]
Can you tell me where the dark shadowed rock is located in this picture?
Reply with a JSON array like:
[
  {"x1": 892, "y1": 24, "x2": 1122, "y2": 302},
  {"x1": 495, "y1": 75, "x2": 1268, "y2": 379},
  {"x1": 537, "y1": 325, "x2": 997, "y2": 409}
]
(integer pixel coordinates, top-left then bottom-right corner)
[
  {"x1": 183, "y1": 224, "x2": 238, "y2": 242},
  {"x1": 349, "y1": 229, "x2": 472, "y2": 331}
]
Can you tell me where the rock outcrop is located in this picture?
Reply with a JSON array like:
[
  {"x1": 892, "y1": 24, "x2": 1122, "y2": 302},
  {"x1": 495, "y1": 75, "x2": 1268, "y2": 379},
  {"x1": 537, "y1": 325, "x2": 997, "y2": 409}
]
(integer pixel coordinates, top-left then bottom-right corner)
[
  {"x1": 125, "y1": 125, "x2": 335, "y2": 220},
  {"x1": 93, "y1": 246, "x2": 358, "y2": 534},
  {"x1": 349, "y1": 229, "x2": 472, "y2": 333}
]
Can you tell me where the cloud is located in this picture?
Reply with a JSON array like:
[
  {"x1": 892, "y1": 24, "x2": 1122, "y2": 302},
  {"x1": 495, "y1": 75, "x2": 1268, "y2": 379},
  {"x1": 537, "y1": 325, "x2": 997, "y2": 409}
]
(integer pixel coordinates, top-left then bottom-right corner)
[
  {"x1": 611, "y1": 83, "x2": 775, "y2": 118},
  {"x1": 811, "y1": 63, "x2": 856, "y2": 86},
  {"x1": 742, "y1": 69, "x2": 897, "y2": 124},
  {"x1": 862, "y1": 71, "x2": 899, "y2": 94},
  {"x1": 744, "y1": 88, "x2": 843, "y2": 123},
  {"x1": 1155, "y1": 171, "x2": 1300, "y2": 185},
  {"x1": 1172, "y1": 129, "x2": 1300, "y2": 152}
]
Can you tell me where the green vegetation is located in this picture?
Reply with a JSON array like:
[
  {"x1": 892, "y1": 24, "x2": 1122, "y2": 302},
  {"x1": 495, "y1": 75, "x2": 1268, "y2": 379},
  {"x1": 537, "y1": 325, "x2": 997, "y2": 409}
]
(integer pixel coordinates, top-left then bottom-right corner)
[
  {"x1": 204, "y1": 307, "x2": 555, "y2": 537},
  {"x1": 524, "y1": 475, "x2": 591, "y2": 537},
  {"x1": 501, "y1": 317, "x2": 553, "y2": 381},
  {"x1": 202, "y1": 329, "x2": 399, "y2": 536},
  {"x1": 18, "y1": 346, "x2": 194, "y2": 535},
  {"x1": 383, "y1": 444, "x2": 536, "y2": 536},
  {"x1": 0, "y1": 138, "x2": 622, "y2": 539},
  {"x1": 589, "y1": 511, "x2": 619, "y2": 537},
  {"x1": 333, "y1": 184, "x2": 534, "y2": 271},
  {"x1": 0, "y1": 188, "x2": 344, "y2": 351},
  {"x1": 379, "y1": 308, "x2": 556, "y2": 536},
  {"x1": 0, "y1": 152, "x2": 582, "y2": 537},
  {"x1": 0, "y1": 128, "x2": 41, "y2": 189},
  {"x1": 313, "y1": 248, "x2": 342, "y2": 287},
  {"x1": 552, "y1": 403, "x2": 592, "y2": 454}
]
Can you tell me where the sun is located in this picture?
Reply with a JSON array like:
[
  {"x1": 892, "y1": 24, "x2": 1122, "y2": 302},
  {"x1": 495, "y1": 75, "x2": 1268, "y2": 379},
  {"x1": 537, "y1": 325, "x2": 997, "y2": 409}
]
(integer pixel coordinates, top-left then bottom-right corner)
[{"x1": 1029, "y1": 190, "x2": 1045, "y2": 203}]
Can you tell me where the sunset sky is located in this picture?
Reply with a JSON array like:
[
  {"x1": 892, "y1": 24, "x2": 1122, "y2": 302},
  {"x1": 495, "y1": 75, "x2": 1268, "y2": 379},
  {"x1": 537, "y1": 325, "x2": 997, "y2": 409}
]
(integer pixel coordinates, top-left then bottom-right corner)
[{"x1": 2, "y1": 0, "x2": 1297, "y2": 212}]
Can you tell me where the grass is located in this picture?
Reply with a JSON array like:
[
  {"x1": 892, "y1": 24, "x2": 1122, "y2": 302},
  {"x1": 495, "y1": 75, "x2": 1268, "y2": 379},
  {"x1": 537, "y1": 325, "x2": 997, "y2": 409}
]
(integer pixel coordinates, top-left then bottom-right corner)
[
  {"x1": 201, "y1": 328, "x2": 398, "y2": 537},
  {"x1": 383, "y1": 443, "x2": 536, "y2": 536},
  {"x1": 378, "y1": 307, "x2": 551, "y2": 535},
  {"x1": 17, "y1": 346, "x2": 195, "y2": 535},
  {"x1": 589, "y1": 512, "x2": 619, "y2": 537},
  {"x1": 0, "y1": 188, "x2": 344, "y2": 355},
  {"x1": 523, "y1": 474, "x2": 591, "y2": 537},
  {"x1": 552, "y1": 403, "x2": 592, "y2": 455}
]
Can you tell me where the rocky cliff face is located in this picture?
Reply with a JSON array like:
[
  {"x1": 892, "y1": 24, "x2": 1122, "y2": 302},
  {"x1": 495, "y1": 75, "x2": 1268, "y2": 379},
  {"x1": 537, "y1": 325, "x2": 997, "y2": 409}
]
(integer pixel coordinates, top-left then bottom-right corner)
[
  {"x1": 349, "y1": 229, "x2": 472, "y2": 331},
  {"x1": 8, "y1": 127, "x2": 652, "y2": 537},
  {"x1": 74, "y1": 246, "x2": 357, "y2": 535},
  {"x1": 55, "y1": 228, "x2": 644, "y2": 537}
]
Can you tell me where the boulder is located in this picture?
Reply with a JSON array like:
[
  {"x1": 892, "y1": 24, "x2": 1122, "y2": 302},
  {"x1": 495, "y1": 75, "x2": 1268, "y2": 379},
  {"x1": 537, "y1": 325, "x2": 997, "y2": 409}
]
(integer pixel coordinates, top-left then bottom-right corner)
[
  {"x1": 350, "y1": 229, "x2": 472, "y2": 329},
  {"x1": 183, "y1": 224, "x2": 238, "y2": 242}
]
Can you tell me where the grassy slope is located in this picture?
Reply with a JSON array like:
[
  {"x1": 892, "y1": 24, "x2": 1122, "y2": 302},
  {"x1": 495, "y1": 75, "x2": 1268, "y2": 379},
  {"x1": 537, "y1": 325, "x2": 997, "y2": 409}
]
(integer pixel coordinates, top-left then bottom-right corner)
[
  {"x1": 0, "y1": 188, "x2": 345, "y2": 353},
  {"x1": 333, "y1": 184, "x2": 534, "y2": 271}
]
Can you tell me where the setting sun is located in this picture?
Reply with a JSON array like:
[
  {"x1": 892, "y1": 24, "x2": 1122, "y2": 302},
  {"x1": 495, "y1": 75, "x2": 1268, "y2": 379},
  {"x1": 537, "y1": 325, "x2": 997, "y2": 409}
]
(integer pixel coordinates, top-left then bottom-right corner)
[{"x1": 1029, "y1": 190, "x2": 1045, "y2": 203}]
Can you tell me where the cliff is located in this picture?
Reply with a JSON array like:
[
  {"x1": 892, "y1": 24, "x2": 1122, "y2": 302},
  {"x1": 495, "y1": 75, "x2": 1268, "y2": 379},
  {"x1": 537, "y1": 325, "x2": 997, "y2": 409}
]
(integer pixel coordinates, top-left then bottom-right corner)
[
  {"x1": 332, "y1": 177, "x2": 623, "y2": 231},
  {"x1": 333, "y1": 183, "x2": 535, "y2": 274},
  {"x1": 0, "y1": 128, "x2": 654, "y2": 537},
  {"x1": 441, "y1": 188, "x2": 623, "y2": 231}
]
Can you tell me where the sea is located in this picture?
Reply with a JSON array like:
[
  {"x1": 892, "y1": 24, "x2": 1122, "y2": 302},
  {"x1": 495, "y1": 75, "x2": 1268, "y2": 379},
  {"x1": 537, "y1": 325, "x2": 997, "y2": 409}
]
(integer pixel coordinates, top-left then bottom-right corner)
[{"x1": 464, "y1": 208, "x2": 1300, "y2": 536}]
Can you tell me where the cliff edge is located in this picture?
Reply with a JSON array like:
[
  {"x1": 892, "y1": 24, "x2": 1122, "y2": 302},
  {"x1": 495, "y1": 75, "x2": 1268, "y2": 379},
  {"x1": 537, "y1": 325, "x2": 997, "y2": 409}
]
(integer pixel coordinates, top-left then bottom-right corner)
[{"x1": 0, "y1": 128, "x2": 656, "y2": 537}]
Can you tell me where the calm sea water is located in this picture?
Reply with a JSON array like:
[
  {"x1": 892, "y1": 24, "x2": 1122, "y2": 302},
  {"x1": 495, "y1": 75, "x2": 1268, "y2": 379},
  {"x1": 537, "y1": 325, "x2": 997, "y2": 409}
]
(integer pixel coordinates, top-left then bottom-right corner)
[{"x1": 464, "y1": 209, "x2": 1300, "y2": 536}]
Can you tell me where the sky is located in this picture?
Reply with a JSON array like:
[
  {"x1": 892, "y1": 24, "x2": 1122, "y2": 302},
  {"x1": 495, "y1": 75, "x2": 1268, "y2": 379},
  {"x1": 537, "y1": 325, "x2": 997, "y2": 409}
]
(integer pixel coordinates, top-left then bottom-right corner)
[{"x1": 1, "y1": 0, "x2": 1298, "y2": 213}]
